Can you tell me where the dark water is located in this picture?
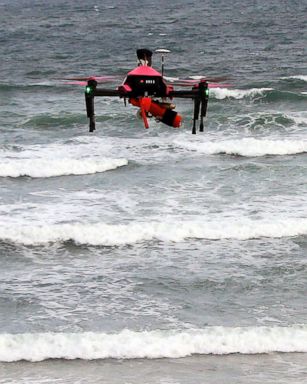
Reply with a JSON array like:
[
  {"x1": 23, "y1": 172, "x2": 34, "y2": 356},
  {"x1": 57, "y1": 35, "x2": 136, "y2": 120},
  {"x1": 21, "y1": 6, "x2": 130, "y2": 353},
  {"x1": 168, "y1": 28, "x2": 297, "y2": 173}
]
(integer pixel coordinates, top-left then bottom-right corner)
[{"x1": 0, "y1": 0, "x2": 306, "y2": 383}]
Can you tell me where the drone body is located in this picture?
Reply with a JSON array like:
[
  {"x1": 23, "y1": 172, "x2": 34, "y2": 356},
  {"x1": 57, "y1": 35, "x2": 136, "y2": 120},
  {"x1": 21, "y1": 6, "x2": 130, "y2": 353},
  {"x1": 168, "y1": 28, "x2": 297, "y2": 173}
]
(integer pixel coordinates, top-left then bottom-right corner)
[{"x1": 70, "y1": 49, "x2": 222, "y2": 134}]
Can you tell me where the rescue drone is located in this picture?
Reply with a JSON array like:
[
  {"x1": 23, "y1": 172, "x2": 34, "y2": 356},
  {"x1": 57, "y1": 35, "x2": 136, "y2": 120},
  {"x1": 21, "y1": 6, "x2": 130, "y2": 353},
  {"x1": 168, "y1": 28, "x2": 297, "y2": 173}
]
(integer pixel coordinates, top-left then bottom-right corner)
[{"x1": 66, "y1": 49, "x2": 228, "y2": 134}]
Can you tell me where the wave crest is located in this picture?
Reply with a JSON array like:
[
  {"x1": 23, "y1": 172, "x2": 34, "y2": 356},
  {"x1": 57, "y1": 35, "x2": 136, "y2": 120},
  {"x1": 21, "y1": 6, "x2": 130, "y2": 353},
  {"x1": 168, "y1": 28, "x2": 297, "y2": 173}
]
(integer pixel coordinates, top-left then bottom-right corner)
[
  {"x1": 0, "y1": 218, "x2": 306, "y2": 246},
  {"x1": 0, "y1": 158, "x2": 128, "y2": 178},
  {"x1": 210, "y1": 88, "x2": 273, "y2": 100},
  {"x1": 1, "y1": 326, "x2": 306, "y2": 362},
  {"x1": 174, "y1": 138, "x2": 307, "y2": 157}
]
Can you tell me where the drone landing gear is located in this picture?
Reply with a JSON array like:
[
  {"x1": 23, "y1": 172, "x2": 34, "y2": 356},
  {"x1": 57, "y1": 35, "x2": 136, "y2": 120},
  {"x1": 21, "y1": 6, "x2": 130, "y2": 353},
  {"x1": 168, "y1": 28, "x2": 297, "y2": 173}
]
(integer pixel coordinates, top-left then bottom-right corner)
[
  {"x1": 85, "y1": 95, "x2": 95, "y2": 132},
  {"x1": 85, "y1": 79, "x2": 98, "y2": 132},
  {"x1": 192, "y1": 81, "x2": 209, "y2": 134}
]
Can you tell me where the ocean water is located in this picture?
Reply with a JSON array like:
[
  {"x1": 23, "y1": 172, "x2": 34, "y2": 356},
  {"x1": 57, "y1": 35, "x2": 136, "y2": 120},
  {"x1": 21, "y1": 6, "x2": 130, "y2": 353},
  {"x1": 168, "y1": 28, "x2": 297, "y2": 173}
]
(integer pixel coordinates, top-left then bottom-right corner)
[{"x1": 0, "y1": 0, "x2": 307, "y2": 382}]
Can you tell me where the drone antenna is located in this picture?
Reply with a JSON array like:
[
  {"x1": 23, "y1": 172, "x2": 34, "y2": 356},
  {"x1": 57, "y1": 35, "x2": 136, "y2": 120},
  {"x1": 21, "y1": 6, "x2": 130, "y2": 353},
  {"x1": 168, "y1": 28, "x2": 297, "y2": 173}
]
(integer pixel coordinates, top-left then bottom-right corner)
[{"x1": 155, "y1": 49, "x2": 171, "y2": 77}]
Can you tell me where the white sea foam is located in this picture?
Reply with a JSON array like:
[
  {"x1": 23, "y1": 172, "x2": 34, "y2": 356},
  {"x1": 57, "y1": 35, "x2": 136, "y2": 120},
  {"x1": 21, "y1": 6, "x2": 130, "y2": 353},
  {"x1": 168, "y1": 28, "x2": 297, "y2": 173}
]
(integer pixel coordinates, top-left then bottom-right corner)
[
  {"x1": 286, "y1": 75, "x2": 307, "y2": 82},
  {"x1": 0, "y1": 326, "x2": 306, "y2": 362},
  {"x1": 174, "y1": 138, "x2": 307, "y2": 157},
  {"x1": 161, "y1": 81, "x2": 272, "y2": 100},
  {"x1": 0, "y1": 158, "x2": 128, "y2": 178},
  {"x1": 210, "y1": 88, "x2": 273, "y2": 99},
  {"x1": 286, "y1": 111, "x2": 307, "y2": 126},
  {"x1": 0, "y1": 218, "x2": 306, "y2": 246},
  {"x1": 0, "y1": 139, "x2": 127, "y2": 177},
  {"x1": 0, "y1": 134, "x2": 186, "y2": 177}
]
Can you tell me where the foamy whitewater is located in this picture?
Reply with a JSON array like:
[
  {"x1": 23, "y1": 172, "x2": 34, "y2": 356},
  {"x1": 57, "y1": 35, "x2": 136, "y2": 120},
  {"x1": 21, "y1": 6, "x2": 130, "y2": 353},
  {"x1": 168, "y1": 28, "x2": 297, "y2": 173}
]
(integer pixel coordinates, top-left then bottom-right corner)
[
  {"x1": 210, "y1": 87, "x2": 274, "y2": 100},
  {"x1": 0, "y1": 140, "x2": 127, "y2": 177},
  {"x1": 174, "y1": 137, "x2": 307, "y2": 157},
  {"x1": 1, "y1": 326, "x2": 307, "y2": 362},
  {"x1": 1, "y1": 218, "x2": 307, "y2": 246},
  {"x1": 0, "y1": 158, "x2": 128, "y2": 178},
  {"x1": 0, "y1": 0, "x2": 306, "y2": 383}
]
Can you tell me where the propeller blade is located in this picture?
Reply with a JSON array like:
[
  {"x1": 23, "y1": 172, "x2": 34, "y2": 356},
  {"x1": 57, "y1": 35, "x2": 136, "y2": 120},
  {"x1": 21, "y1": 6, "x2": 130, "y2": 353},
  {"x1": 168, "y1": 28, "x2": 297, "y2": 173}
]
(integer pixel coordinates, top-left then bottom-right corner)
[
  {"x1": 165, "y1": 76, "x2": 231, "y2": 87},
  {"x1": 188, "y1": 75, "x2": 230, "y2": 83},
  {"x1": 65, "y1": 81, "x2": 88, "y2": 86},
  {"x1": 208, "y1": 83, "x2": 232, "y2": 88},
  {"x1": 63, "y1": 75, "x2": 119, "y2": 83}
]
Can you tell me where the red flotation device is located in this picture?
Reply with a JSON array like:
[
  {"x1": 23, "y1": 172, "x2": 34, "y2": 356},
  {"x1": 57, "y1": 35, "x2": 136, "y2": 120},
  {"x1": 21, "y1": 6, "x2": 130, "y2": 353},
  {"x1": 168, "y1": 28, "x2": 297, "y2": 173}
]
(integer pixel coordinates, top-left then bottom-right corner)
[{"x1": 130, "y1": 97, "x2": 182, "y2": 129}]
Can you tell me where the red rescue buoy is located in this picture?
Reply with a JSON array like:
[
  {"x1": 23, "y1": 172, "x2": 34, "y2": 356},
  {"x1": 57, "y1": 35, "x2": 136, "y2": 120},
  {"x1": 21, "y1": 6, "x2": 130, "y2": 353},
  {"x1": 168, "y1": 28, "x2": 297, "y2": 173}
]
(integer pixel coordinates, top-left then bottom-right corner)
[{"x1": 130, "y1": 97, "x2": 182, "y2": 128}]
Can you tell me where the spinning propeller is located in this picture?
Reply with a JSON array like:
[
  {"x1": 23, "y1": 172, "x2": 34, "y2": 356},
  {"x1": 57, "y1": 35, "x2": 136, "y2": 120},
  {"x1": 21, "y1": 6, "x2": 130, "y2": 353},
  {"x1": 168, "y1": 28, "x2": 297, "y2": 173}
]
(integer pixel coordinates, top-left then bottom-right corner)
[
  {"x1": 164, "y1": 76, "x2": 231, "y2": 88},
  {"x1": 64, "y1": 75, "x2": 120, "y2": 86}
]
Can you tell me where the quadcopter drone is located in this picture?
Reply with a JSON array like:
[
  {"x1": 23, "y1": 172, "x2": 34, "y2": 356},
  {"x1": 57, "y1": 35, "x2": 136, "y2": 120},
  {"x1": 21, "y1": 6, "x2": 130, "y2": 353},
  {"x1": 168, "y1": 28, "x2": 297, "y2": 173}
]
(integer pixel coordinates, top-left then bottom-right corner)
[{"x1": 66, "y1": 49, "x2": 228, "y2": 134}]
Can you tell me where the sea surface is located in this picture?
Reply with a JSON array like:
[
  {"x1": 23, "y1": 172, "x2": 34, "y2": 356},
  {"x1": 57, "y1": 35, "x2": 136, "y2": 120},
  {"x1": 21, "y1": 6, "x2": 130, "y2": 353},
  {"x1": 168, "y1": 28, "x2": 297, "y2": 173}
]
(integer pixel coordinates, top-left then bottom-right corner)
[{"x1": 0, "y1": 0, "x2": 306, "y2": 383}]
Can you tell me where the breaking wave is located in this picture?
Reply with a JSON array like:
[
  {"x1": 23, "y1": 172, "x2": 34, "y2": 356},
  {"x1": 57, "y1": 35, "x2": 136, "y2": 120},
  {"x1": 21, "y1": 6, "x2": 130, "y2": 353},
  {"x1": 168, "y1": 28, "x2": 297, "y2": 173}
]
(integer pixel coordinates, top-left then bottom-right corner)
[
  {"x1": 0, "y1": 218, "x2": 306, "y2": 246},
  {"x1": 1, "y1": 326, "x2": 306, "y2": 362},
  {"x1": 210, "y1": 87, "x2": 306, "y2": 102},
  {"x1": 285, "y1": 75, "x2": 307, "y2": 82},
  {"x1": 210, "y1": 88, "x2": 273, "y2": 100},
  {"x1": 0, "y1": 138, "x2": 128, "y2": 177},
  {"x1": 0, "y1": 158, "x2": 128, "y2": 178},
  {"x1": 174, "y1": 138, "x2": 307, "y2": 157}
]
